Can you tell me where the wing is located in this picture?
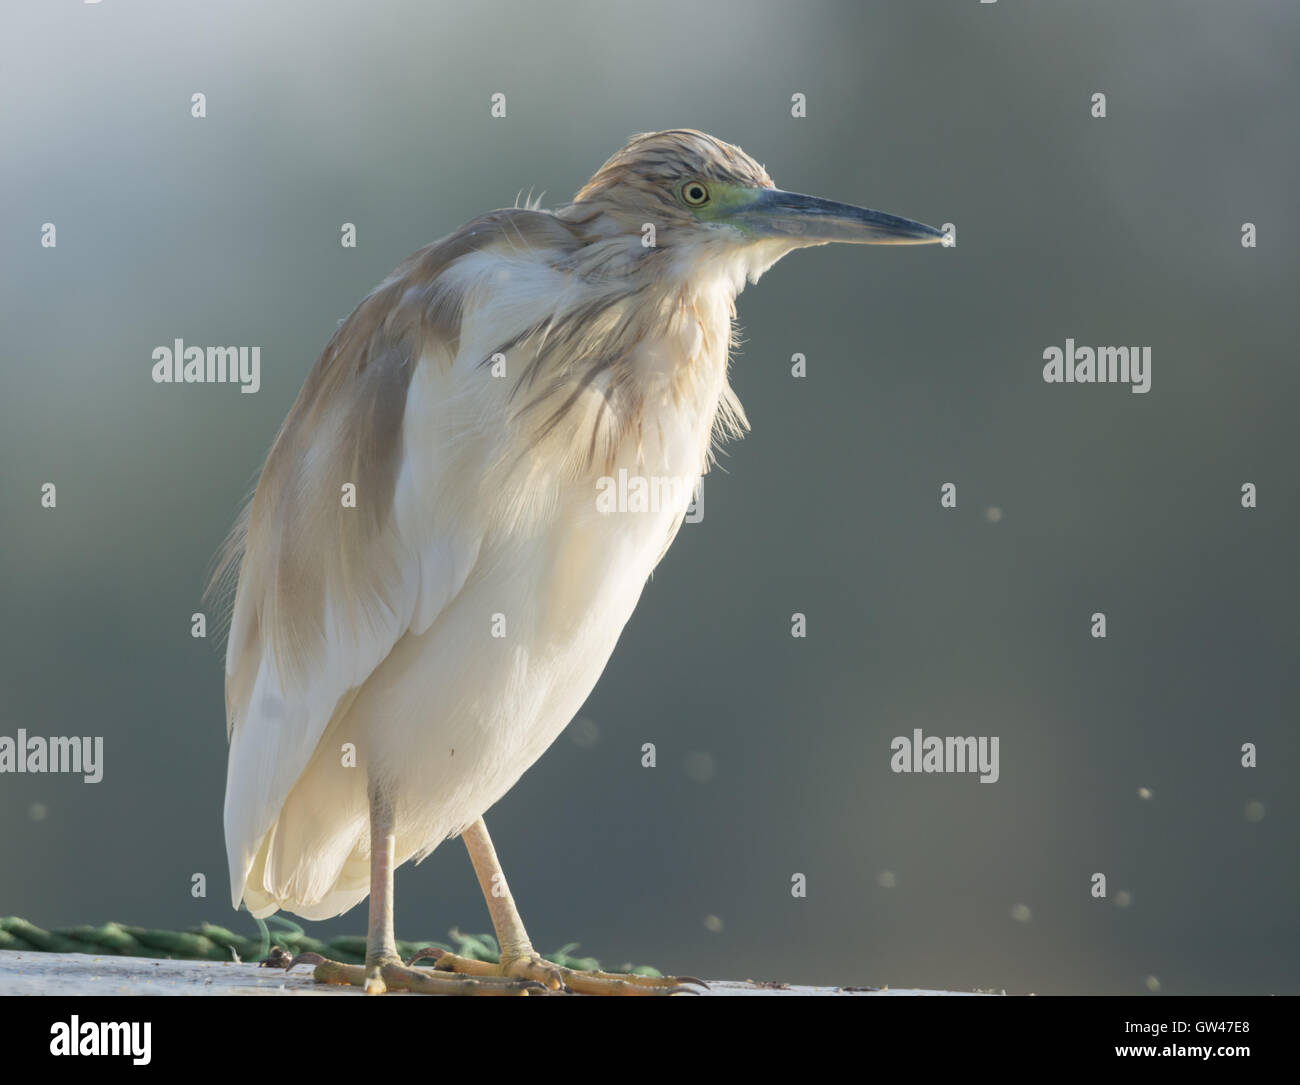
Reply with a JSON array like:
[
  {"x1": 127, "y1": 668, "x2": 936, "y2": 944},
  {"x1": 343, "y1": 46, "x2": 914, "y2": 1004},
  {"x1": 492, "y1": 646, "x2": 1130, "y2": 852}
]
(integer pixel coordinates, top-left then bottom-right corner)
[{"x1": 215, "y1": 210, "x2": 581, "y2": 912}]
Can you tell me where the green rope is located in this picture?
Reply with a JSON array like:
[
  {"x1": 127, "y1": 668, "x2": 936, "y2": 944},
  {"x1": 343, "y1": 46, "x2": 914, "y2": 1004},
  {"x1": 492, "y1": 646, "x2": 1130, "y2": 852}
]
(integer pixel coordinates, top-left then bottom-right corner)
[{"x1": 0, "y1": 916, "x2": 659, "y2": 975}]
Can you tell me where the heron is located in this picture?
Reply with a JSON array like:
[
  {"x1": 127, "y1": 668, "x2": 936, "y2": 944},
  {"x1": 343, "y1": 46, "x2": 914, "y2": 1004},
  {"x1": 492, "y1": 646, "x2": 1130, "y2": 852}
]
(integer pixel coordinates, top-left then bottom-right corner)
[{"x1": 211, "y1": 129, "x2": 943, "y2": 995}]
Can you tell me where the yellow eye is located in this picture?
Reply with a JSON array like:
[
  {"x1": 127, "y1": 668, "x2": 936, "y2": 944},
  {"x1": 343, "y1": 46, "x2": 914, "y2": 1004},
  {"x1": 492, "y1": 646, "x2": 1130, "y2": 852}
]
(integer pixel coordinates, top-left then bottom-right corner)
[{"x1": 681, "y1": 181, "x2": 710, "y2": 206}]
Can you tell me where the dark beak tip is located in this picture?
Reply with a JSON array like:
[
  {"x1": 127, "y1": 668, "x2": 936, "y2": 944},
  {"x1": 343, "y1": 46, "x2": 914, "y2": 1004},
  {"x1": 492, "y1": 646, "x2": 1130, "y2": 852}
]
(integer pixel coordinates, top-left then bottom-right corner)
[
  {"x1": 902, "y1": 219, "x2": 945, "y2": 241},
  {"x1": 897, "y1": 221, "x2": 946, "y2": 245}
]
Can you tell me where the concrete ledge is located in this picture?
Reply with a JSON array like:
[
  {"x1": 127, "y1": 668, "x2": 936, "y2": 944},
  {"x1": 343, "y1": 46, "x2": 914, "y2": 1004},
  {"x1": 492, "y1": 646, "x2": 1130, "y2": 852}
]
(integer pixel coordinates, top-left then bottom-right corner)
[{"x1": 0, "y1": 950, "x2": 988, "y2": 996}]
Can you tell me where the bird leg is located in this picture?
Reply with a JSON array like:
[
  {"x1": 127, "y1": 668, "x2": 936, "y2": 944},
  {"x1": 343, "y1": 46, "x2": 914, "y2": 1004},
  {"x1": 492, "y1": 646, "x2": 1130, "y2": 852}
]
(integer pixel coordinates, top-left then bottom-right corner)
[
  {"x1": 288, "y1": 785, "x2": 540, "y2": 995},
  {"x1": 405, "y1": 817, "x2": 703, "y2": 995}
]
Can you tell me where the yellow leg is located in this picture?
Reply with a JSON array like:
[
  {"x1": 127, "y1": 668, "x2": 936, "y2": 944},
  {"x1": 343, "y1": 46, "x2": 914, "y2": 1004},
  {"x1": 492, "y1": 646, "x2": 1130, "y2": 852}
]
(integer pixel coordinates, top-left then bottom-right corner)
[
  {"x1": 286, "y1": 786, "x2": 541, "y2": 996},
  {"x1": 408, "y1": 818, "x2": 704, "y2": 996}
]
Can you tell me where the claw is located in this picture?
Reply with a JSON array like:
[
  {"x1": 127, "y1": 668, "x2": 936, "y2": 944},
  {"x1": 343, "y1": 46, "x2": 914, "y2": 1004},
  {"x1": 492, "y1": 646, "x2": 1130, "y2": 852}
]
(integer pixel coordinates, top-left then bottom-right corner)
[
  {"x1": 404, "y1": 946, "x2": 446, "y2": 967},
  {"x1": 285, "y1": 951, "x2": 328, "y2": 973}
]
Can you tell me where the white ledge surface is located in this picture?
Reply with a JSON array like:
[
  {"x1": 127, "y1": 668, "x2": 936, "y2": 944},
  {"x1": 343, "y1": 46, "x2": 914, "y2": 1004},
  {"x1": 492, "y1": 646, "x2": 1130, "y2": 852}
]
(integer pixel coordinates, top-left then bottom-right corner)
[{"x1": 0, "y1": 950, "x2": 990, "y2": 996}]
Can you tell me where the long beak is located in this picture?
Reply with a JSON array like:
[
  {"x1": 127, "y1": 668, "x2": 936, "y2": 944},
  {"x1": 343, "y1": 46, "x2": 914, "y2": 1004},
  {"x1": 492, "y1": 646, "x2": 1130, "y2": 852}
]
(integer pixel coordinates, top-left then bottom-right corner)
[{"x1": 734, "y1": 188, "x2": 944, "y2": 245}]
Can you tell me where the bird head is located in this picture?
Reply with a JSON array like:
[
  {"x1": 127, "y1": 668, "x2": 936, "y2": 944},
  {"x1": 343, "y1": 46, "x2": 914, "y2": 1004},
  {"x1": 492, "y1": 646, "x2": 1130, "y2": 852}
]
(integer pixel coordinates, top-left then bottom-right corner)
[{"x1": 561, "y1": 129, "x2": 944, "y2": 276}]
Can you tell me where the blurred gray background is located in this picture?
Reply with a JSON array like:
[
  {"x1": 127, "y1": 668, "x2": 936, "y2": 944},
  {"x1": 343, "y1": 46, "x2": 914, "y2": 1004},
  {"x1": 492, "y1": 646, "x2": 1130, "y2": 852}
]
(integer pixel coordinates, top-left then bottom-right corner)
[{"x1": 1, "y1": 0, "x2": 1296, "y2": 995}]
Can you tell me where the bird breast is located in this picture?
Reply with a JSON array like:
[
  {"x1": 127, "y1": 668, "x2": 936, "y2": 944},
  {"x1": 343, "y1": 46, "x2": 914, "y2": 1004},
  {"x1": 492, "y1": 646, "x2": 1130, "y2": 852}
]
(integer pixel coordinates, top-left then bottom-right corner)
[{"x1": 361, "y1": 254, "x2": 743, "y2": 828}]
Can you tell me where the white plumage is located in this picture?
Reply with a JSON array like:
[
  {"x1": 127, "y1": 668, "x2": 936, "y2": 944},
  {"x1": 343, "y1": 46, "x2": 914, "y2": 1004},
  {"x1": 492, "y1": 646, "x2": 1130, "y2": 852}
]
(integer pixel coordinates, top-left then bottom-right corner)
[
  {"x1": 222, "y1": 220, "x2": 772, "y2": 920},
  {"x1": 212, "y1": 130, "x2": 941, "y2": 993}
]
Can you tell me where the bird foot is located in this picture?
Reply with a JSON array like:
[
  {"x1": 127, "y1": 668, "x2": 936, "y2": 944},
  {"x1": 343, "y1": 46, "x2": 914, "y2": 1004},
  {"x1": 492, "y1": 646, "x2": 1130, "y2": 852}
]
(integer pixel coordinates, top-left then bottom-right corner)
[
  {"x1": 405, "y1": 945, "x2": 706, "y2": 995},
  {"x1": 285, "y1": 951, "x2": 542, "y2": 995}
]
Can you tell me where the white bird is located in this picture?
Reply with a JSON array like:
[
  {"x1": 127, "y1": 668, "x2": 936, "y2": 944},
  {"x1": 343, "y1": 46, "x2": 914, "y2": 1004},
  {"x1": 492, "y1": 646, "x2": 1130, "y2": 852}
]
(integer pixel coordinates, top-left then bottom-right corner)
[{"x1": 211, "y1": 129, "x2": 943, "y2": 994}]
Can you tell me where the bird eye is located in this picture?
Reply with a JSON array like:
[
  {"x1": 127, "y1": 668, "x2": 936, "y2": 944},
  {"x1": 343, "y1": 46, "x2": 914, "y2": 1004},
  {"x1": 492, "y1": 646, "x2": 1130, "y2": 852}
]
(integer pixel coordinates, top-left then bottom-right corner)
[{"x1": 681, "y1": 181, "x2": 710, "y2": 206}]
